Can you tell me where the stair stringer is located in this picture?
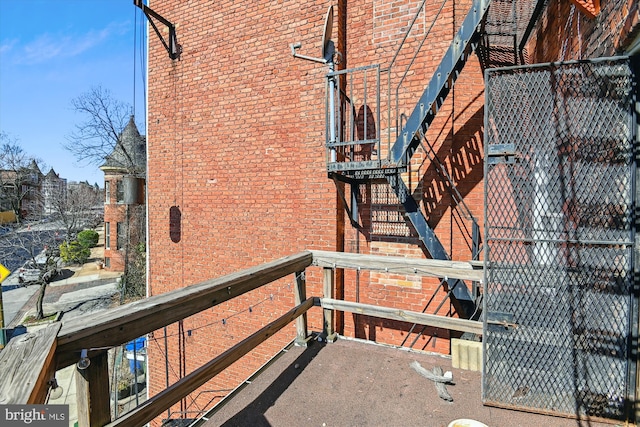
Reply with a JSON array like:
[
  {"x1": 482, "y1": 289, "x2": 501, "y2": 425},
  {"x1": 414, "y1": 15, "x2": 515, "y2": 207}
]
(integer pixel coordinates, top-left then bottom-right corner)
[{"x1": 383, "y1": 0, "x2": 492, "y2": 310}]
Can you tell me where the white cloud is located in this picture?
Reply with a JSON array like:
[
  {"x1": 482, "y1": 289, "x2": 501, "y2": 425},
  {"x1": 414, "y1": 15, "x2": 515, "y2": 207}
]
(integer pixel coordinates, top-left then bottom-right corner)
[
  {"x1": 22, "y1": 34, "x2": 63, "y2": 63},
  {"x1": 16, "y1": 21, "x2": 129, "y2": 65},
  {"x1": 0, "y1": 39, "x2": 18, "y2": 55}
]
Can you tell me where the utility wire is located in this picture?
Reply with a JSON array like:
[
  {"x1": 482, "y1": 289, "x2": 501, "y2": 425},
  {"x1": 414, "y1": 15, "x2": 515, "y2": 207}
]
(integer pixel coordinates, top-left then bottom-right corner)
[
  {"x1": 149, "y1": 275, "x2": 296, "y2": 340},
  {"x1": 133, "y1": 6, "x2": 137, "y2": 116}
]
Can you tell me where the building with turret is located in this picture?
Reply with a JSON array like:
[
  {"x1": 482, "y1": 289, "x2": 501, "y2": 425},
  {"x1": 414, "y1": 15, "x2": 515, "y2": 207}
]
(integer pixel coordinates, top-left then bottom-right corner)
[{"x1": 100, "y1": 116, "x2": 146, "y2": 271}]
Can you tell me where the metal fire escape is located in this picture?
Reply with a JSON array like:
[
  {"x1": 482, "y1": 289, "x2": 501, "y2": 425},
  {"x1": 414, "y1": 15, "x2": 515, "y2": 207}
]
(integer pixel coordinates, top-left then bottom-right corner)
[{"x1": 323, "y1": 0, "x2": 492, "y2": 317}]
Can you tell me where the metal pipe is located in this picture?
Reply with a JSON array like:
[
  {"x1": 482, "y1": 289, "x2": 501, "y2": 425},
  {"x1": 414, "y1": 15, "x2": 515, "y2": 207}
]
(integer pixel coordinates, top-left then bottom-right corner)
[
  {"x1": 351, "y1": 184, "x2": 358, "y2": 224},
  {"x1": 328, "y1": 60, "x2": 337, "y2": 163},
  {"x1": 164, "y1": 326, "x2": 170, "y2": 420},
  {"x1": 133, "y1": 340, "x2": 139, "y2": 406}
]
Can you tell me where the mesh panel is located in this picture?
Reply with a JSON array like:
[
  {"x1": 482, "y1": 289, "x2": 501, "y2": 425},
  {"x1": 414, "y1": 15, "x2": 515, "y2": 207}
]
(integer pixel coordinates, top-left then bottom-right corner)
[
  {"x1": 483, "y1": 58, "x2": 635, "y2": 420},
  {"x1": 478, "y1": 0, "x2": 538, "y2": 67}
]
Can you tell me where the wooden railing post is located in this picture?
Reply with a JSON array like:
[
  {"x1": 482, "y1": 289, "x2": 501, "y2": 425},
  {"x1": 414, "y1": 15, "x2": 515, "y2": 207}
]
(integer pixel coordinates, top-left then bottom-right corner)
[
  {"x1": 323, "y1": 267, "x2": 337, "y2": 342},
  {"x1": 0, "y1": 323, "x2": 61, "y2": 404},
  {"x1": 294, "y1": 270, "x2": 308, "y2": 346},
  {"x1": 75, "y1": 350, "x2": 111, "y2": 426}
]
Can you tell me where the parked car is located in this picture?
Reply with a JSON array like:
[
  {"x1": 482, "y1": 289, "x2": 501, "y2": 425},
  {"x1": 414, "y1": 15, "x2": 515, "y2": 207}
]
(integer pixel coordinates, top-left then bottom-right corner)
[
  {"x1": 18, "y1": 258, "x2": 60, "y2": 286},
  {"x1": 17, "y1": 264, "x2": 41, "y2": 285}
]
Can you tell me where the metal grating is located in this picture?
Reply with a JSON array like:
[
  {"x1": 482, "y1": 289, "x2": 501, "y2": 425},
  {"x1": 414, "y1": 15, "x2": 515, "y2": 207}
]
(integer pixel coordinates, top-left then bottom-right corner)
[
  {"x1": 483, "y1": 57, "x2": 637, "y2": 420},
  {"x1": 477, "y1": 0, "x2": 539, "y2": 68},
  {"x1": 370, "y1": 182, "x2": 412, "y2": 238}
]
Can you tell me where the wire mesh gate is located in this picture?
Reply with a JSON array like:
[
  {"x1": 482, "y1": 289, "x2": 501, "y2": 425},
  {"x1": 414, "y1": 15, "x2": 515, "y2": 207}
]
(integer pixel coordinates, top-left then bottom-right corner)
[{"x1": 483, "y1": 57, "x2": 637, "y2": 420}]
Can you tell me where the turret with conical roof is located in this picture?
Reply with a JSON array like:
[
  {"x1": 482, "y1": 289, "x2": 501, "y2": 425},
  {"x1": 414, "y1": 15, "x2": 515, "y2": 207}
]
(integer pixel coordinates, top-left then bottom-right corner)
[
  {"x1": 45, "y1": 168, "x2": 59, "y2": 179},
  {"x1": 101, "y1": 115, "x2": 146, "y2": 272},
  {"x1": 100, "y1": 116, "x2": 146, "y2": 177}
]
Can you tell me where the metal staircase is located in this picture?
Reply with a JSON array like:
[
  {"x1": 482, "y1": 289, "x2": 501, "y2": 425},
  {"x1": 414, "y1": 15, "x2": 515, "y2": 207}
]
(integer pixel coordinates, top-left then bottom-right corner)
[
  {"x1": 387, "y1": 0, "x2": 491, "y2": 166},
  {"x1": 326, "y1": 0, "x2": 492, "y2": 316}
]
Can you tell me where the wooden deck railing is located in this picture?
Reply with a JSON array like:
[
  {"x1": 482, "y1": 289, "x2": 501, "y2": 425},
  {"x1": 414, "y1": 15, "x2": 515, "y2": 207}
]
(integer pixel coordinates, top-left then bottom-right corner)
[{"x1": 0, "y1": 250, "x2": 482, "y2": 426}]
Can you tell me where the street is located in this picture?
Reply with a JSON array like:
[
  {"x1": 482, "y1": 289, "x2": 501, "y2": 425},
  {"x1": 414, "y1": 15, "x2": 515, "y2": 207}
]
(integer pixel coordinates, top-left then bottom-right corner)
[{"x1": 0, "y1": 219, "x2": 65, "y2": 272}]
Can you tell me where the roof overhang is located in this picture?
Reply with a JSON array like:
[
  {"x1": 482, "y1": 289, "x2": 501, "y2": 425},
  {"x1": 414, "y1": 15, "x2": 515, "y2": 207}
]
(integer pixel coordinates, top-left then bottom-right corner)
[{"x1": 569, "y1": 0, "x2": 600, "y2": 18}]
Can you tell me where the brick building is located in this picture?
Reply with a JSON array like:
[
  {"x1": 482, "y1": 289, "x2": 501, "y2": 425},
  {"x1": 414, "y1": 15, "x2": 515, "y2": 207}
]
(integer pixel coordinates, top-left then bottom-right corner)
[
  {"x1": 42, "y1": 168, "x2": 66, "y2": 216},
  {"x1": 0, "y1": 161, "x2": 67, "y2": 220},
  {"x1": 101, "y1": 115, "x2": 146, "y2": 271},
  {"x1": 0, "y1": 162, "x2": 42, "y2": 219},
  {"x1": 142, "y1": 0, "x2": 639, "y2": 423}
]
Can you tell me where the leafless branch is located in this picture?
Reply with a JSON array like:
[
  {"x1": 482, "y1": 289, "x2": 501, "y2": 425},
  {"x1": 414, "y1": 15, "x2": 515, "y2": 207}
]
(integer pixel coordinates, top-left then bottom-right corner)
[{"x1": 64, "y1": 86, "x2": 132, "y2": 166}]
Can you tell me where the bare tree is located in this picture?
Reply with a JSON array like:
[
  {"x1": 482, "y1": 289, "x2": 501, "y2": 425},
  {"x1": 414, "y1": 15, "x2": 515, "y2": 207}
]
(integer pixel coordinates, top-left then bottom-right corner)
[
  {"x1": 66, "y1": 87, "x2": 147, "y2": 302},
  {"x1": 120, "y1": 204, "x2": 146, "y2": 301},
  {"x1": 1, "y1": 227, "x2": 63, "y2": 320},
  {"x1": 0, "y1": 133, "x2": 45, "y2": 223},
  {"x1": 64, "y1": 86, "x2": 133, "y2": 166},
  {"x1": 52, "y1": 182, "x2": 103, "y2": 242}
]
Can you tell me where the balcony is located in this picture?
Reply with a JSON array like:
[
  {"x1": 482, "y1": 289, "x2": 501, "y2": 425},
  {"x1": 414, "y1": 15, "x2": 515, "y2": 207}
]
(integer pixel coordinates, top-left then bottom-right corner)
[{"x1": 0, "y1": 251, "x2": 623, "y2": 426}]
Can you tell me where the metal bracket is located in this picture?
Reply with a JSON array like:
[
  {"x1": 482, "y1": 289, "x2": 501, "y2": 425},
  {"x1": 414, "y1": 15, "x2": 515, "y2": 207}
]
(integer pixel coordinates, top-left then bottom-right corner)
[
  {"x1": 330, "y1": 174, "x2": 362, "y2": 230},
  {"x1": 133, "y1": 0, "x2": 181, "y2": 60},
  {"x1": 290, "y1": 42, "x2": 328, "y2": 64},
  {"x1": 486, "y1": 311, "x2": 518, "y2": 331},
  {"x1": 487, "y1": 143, "x2": 517, "y2": 164}
]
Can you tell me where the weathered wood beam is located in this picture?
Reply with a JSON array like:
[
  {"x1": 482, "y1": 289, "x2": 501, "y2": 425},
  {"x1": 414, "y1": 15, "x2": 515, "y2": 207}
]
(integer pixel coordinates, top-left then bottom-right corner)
[
  {"x1": 320, "y1": 298, "x2": 483, "y2": 335},
  {"x1": 56, "y1": 251, "x2": 313, "y2": 369},
  {"x1": 0, "y1": 323, "x2": 61, "y2": 404},
  {"x1": 310, "y1": 250, "x2": 483, "y2": 282},
  {"x1": 322, "y1": 267, "x2": 337, "y2": 342},
  {"x1": 106, "y1": 297, "x2": 315, "y2": 427},
  {"x1": 294, "y1": 271, "x2": 308, "y2": 346},
  {"x1": 75, "y1": 351, "x2": 110, "y2": 426}
]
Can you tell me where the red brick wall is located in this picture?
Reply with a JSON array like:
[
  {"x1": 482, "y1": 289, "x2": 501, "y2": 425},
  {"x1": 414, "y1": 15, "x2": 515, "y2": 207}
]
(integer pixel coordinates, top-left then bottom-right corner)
[
  {"x1": 102, "y1": 174, "x2": 145, "y2": 271},
  {"x1": 146, "y1": 0, "x2": 337, "y2": 421},
  {"x1": 528, "y1": 0, "x2": 639, "y2": 62},
  {"x1": 145, "y1": 0, "x2": 485, "y2": 422}
]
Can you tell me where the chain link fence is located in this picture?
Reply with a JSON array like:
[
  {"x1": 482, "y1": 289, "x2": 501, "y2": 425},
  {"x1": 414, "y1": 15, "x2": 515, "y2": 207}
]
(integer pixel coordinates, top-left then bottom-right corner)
[{"x1": 483, "y1": 57, "x2": 637, "y2": 420}]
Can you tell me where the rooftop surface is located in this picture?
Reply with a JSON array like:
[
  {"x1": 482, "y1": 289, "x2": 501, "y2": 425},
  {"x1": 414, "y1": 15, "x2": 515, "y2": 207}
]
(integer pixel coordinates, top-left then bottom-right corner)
[{"x1": 197, "y1": 338, "x2": 616, "y2": 427}]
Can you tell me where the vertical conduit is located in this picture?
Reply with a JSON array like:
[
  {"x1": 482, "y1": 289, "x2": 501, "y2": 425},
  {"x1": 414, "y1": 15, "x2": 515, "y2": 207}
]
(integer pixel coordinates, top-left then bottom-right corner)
[{"x1": 334, "y1": 0, "x2": 348, "y2": 335}]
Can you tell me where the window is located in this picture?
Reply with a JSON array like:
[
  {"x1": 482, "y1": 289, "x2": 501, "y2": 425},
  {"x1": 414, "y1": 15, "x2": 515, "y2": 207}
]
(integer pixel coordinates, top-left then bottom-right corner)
[
  {"x1": 105, "y1": 222, "x2": 111, "y2": 249},
  {"x1": 104, "y1": 258, "x2": 111, "y2": 268},
  {"x1": 105, "y1": 181, "x2": 111, "y2": 204},
  {"x1": 116, "y1": 180, "x2": 124, "y2": 203},
  {"x1": 117, "y1": 222, "x2": 126, "y2": 250}
]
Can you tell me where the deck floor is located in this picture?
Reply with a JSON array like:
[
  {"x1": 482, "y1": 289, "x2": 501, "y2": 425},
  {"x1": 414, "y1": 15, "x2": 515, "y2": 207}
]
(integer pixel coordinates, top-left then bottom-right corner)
[{"x1": 196, "y1": 338, "x2": 618, "y2": 427}]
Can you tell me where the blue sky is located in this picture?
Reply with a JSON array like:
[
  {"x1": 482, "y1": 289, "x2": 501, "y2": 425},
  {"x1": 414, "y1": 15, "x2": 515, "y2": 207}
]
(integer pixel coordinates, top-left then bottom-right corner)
[{"x1": 0, "y1": 0, "x2": 147, "y2": 185}]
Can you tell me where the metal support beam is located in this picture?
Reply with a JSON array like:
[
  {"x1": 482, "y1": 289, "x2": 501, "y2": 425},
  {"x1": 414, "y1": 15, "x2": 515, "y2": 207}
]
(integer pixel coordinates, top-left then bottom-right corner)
[
  {"x1": 389, "y1": 0, "x2": 490, "y2": 165},
  {"x1": 386, "y1": 173, "x2": 473, "y2": 305},
  {"x1": 133, "y1": 0, "x2": 181, "y2": 60}
]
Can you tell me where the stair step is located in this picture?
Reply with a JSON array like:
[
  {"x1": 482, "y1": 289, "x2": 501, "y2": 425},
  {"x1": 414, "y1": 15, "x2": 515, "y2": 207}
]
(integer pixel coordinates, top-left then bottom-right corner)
[
  {"x1": 325, "y1": 0, "x2": 491, "y2": 315},
  {"x1": 382, "y1": 0, "x2": 491, "y2": 312}
]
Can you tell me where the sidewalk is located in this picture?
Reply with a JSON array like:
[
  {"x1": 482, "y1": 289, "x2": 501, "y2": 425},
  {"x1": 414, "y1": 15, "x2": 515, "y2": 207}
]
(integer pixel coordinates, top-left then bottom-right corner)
[
  {"x1": 1, "y1": 227, "x2": 128, "y2": 427},
  {"x1": 2, "y1": 226, "x2": 122, "y2": 327}
]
